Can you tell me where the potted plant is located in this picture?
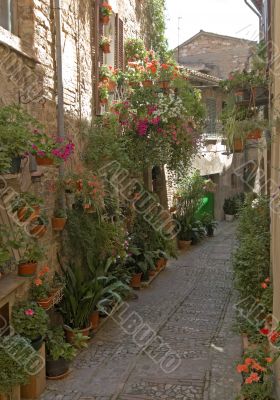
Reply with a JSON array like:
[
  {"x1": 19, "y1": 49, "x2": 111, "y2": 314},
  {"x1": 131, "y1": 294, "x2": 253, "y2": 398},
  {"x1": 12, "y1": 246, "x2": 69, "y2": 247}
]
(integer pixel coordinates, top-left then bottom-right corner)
[
  {"x1": 0, "y1": 105, "x2": 41, "y2": 174},
  {"x1": 157, "y1": 63, "x2": 177, "y2": 89},
  {"x1": 18, "y1": 240, "x2": 44, "y2": 277},
  {"x1": 99, "y1": 84, "x2": 109, "y2": 105},
  {"x1": 223, "y1": 197, "x2": 236, "y2": 221},
  {"x1": 0, "y1": 335, "x2": 29, "y2": 397},
  {"x1": 100, "y1": 35, "x2": 111, "y2": 54},
  {"x1": 30, "y1": 266, "x2": 53, "y2": 309},
  {"x1": 59, "y1": 262, "x2": 95, "y2": 343},
  {"x1": 125, "y1": 38, "x2": 147, "y2": 62},
  {"x1": 100, "y1": 2, "x2": 112, "y2": 24},
  {"x1": 141, "y1": 60, "x2": 158, "y2": 87},
  {"x1": 52, "y1": 208, "x2": 67, "y2": 231},
  {"x1": 11, "y1": 192, "x2": 42, "y2": 222},
  {"x1": 99, "y1": 65, "x2": 117, "y2": 91},
  {"x1": 29, "y1": 210, "x2": 49, "y2": 238},
  {"x1": 45, "y1": 327, "x2": 77, "y2": 378},
  {"x1": 200, "y1": 213, "x2": 218, "y2": 237},
  {"x1": 12, "y1": 301, "x2": 49, "y2": 350}
]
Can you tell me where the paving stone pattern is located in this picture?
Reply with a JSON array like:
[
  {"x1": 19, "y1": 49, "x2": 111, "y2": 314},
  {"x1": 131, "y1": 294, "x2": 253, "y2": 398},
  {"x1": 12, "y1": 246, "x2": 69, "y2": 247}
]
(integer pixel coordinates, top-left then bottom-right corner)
[{"x1": 41, "y1": 222, "x2": 242, "y2": 400}]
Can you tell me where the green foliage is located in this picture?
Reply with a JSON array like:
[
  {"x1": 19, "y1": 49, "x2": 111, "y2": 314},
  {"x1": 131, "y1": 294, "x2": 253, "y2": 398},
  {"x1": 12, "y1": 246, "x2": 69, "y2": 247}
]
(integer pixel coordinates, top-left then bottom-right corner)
[
  {"x1": 19, "y1": 239, "x2": 44, "y2": 264},
  {"x1": 125, "y1": 38, "x2": 148, "y2": 61},
  {"x1": 145, "y1": 0, "x2": 169, "y2": 60},
  {"x1": 45, "y1": 327, "x2": 77, "y2": 361},
  {"x1": 0, "y1": 335, "x2": 29, "y2": 394},
  {"x1": 173, "y1": 171, "x2": 206, "y2": 240},
  {"x1": 12, "y1": 301, "x2": 49, "y2": 340},
  {"x1": 233, "y1": 195, "x2": 271, "y2": 320},
  {"x1": 0, "y1": 105, "x2": 41, "y2": 173}
]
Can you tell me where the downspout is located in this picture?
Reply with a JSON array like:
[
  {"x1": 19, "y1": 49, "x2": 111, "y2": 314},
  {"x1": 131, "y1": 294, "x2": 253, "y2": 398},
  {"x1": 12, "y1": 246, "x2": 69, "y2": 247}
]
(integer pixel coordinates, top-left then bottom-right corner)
[
  {"x1": 244, "y1": 0, "x2": 262, "y2": 37},
  {"x1": 54, "y1": 0, "x2": 65, "y2": 176}
]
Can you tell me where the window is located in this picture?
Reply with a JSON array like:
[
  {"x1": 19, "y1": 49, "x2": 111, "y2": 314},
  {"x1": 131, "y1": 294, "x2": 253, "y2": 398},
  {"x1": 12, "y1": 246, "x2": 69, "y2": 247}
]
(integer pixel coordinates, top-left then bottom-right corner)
[
  {"x1": 0, "y1": 0, "x2": 17, "y2": 34},
  {"x1": 205, "y1": 98, "x2": 217, "y2": 134}
]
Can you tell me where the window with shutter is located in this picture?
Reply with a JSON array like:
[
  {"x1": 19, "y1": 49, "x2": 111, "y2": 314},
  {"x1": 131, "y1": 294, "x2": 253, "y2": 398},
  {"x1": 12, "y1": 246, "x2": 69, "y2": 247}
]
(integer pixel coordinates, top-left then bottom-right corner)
[
  {"x1": 93, "y1": 0, "x2": 101, "y2": 115},
  {"x1": 114, "y1": 14, "x2": 119, "y2": 69},
  {"x1": 118, "y1": 18, "x2": 124, "y2": 70}
]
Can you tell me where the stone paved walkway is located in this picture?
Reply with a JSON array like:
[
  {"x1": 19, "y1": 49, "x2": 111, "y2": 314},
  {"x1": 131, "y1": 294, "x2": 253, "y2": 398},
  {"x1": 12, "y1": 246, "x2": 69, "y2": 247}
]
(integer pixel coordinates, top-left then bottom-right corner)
[{"x1": 41, "y1": 222, "x2": 242, "y2": 400}]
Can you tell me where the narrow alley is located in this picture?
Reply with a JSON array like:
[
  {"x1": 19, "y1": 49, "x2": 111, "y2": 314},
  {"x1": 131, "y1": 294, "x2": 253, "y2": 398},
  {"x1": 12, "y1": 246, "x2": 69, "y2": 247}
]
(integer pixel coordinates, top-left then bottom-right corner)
[{"x1": 42, "y1": 223, "x2": 241, "y2": 400}]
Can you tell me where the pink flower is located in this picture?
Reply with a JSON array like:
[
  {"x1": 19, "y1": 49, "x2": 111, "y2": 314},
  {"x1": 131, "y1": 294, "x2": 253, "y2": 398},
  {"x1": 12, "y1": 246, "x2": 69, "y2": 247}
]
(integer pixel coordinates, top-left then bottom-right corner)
[
  {"x1": 137, "y1": 119, "x2": 149, "y2": 136},
  {"x1": 24, "y1": 309, "x2": 35, "y2": 316}
]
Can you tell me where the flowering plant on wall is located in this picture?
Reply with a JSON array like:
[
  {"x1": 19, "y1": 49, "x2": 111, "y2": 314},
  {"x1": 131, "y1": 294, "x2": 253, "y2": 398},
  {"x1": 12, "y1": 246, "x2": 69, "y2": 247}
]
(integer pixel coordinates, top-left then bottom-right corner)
[
  {"x1": 125, "y1": 38, "x2": 148, "y2": 62},
  {"x1": 100, "y1": 36, "x2": 111, "y2": 53},
  {"x1": 31, "y1": 130, "x2": 74, "y2": 163}
]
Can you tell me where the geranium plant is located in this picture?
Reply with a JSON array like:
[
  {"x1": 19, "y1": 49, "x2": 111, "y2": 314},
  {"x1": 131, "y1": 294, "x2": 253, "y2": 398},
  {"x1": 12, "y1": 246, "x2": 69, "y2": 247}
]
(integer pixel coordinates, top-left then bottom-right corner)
[
  {"x1": 125, "y1": 38, "x2": 147, "y2": 61},
  {"x1": 31, "y1": 130, "x2": 75, "y2": 163},
  {"x1": 30, "y1": 265, "x2": 51, "y2": 301},
  {"x1": 99, "y1": 84, "x2": 109, "y2": 104},
  {"x1": 12, "y1": 301, "x2": 49, "y2": 340},
  {"x1": 100, "y1": 35, "x2": 111, "y2": 53}
]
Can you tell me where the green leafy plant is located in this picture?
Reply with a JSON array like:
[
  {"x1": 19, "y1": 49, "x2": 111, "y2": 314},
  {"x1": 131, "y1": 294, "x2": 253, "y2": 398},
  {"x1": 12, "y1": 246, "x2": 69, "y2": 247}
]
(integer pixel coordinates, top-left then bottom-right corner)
[
  {"x1": 100, "y1": 2, "x2": 112, "y2": 17},
  {"x1": 45, "y1": 327, "x2": 77, "y2": 361},
  {"x1": 125, "y1": 38, "x2": 147, "y2": 61},
  {"x1": 12, "y1": 301, "x2": 49, "y2": 340},
  {"x1": 0, "y1": 335, "x2": 29, "y2": 394},
  {"x1": 30, "y1": 266, "x2": 51, "y2": 301},
  {"x1": 19, "y1": 239, "x2": 44, "y2": 264},
  {"x1": 53, "y1": 208, "x2": 67, "y2": 218},
  {"x1": 223, "y1": 197, "x2": 236, "y2": 215},
  {"x1": 100, "y1": 35, "x2": 111, "y2": 46}
]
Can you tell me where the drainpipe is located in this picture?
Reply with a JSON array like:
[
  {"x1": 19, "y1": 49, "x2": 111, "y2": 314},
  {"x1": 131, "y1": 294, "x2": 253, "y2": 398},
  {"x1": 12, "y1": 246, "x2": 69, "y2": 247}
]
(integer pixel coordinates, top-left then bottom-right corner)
[
  {"x1": 244, "y1": 0, "x2": 262, "y2": 38},
  {"x1": 54, "y1": 0, "x2": 65, "y2": 156}
]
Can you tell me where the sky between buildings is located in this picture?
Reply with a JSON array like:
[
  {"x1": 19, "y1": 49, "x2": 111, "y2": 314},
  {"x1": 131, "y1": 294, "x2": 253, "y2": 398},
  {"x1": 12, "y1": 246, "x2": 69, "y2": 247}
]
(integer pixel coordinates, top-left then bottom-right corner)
[{"x1": 165, "y1": 0, "x2": 260, "y2": 50}]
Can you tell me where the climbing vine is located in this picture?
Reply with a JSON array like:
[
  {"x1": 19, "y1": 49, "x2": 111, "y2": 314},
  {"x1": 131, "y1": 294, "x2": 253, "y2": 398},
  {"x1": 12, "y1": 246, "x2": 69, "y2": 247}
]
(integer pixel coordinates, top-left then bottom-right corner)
[{"x1": 145, "y1": 0, "x2": 169, "y2": 60}]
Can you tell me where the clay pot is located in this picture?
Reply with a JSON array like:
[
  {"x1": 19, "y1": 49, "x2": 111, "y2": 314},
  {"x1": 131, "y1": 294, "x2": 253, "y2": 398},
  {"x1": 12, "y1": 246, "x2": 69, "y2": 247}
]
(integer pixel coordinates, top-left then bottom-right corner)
[
  {"x1": 158, "y1": 81, "x2": 170, "y2": 89},
  {"x1": 52, "y1": 217, "x2": 67, "y2": 231},
  {"x1": 101, "y1": 43, "x2": 111, "y2": 53},
  {"x1": 108, "y1": 81, "x2": 117, "y2": 91},
  {"x1": 100, "y1": 98, "x2": 108, "y2": 105},
  {"x1": 178, "y1": 240, "x2": 192, "y2": 251},
  {"x1": 90, "y1": 310, "x2": 100, "y2": 330},
  {"x1": 64, "y1": 325, "x2": 91, "y2": 345},
  {"x1": 156, "y1": 258, "x2": 164, "y2": 271},
  {"x1": 247, "y1": 129, "x2": 262, "y2": 140},
  {"x1": 37, "y1": 296, "x2": 53, "y2": 310},
  {"x1": 149, "y1": 270, "x2": 156, "y2": 277},
  {"x1": 17, "y1": 205, "x2": 40, "y2": 222},
  {"x1": 46, "y1": 357, "x2": 70, "y2": 378},
  {"x1": 142, "y1": 80, "x2": 153, "y2": 88},
  {"x1": 233, "y1": 139, "x2": 244, "y2": 153},
  {"x1": 35, "y1": 156, "x2": 54, "y2": 166},
  {"x1": 130, "y1": 273, "x2": 142, "y2": 289},
  {"x1": 18, "y1": 262, "x2": 37, "y2": 277},
  {"x1": 100, "y1": 15, "x2": 110, "y2": 24},
  {"x1": 30, "y1": 225, "x2": 47, "y2": 238}
]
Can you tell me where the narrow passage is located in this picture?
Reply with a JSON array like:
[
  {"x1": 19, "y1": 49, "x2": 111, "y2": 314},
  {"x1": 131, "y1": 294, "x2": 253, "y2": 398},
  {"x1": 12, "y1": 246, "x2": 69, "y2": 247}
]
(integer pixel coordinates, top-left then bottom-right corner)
[{"x1": 42, "y1": 222, "x2": 242, "y2": 400}]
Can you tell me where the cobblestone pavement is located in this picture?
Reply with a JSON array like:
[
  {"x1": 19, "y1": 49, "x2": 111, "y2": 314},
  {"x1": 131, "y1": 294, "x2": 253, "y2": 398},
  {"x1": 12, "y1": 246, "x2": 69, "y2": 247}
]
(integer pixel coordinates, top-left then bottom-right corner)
[{"x1": 41, "y1": 222, "x2": 242, "y2": 400}]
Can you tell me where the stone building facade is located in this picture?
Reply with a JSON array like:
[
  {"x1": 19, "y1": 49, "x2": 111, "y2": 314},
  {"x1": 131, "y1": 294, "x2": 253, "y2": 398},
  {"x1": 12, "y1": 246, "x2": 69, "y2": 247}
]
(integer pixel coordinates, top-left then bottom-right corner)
[
  {"x1": 174, "y1": 30, "x2": 256, "y2": 79},
  {"x1": 0, "y1": 0, "x2": 149, "y2": 326}
]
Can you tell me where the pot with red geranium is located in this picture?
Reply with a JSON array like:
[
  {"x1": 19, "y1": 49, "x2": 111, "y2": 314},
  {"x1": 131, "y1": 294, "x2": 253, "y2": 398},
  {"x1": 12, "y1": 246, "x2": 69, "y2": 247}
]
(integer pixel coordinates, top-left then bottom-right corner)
[
  {"x1": 18, "y1": 240, "x2": 44, "y2": 277},
  {"x1": 141, "y1": 60, "x2": 158, "y2": 88},
  {"x1": 52, "y1": 208, "x2": 67, "y2": 231},
  {"x1": 45, "y1": 326, "x2": 77, "y2": 378},
  {"x1": 30, "y1": 265, "x2": 53, "y2": 309},
  {"x1": 29, "y1": 210, "x2": 49, "y2": 238},
  {"x1": 99, "y1": 65, "x2": 117, "y2": 92},
  {"x1": 157, "y1": 63, "x2": 178, "y2": 89},
  {"x1": 100, "y1": 2, "x2": 112, "y2": 24},
  {"x1": 12, "y1": 301, "x2": 49, "y2": 350},
  {"x1": 100, "y1": 35, "x2": 111, "y2": 54}
]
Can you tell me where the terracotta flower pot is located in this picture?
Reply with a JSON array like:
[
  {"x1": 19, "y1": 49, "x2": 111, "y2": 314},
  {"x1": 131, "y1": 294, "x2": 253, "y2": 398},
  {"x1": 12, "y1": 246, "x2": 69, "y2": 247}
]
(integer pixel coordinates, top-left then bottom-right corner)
[
  {"x1": 30, "y1": 224, "x2": 47, "y2": 238},
  {"x1": 130, "y1": 273, "x2": 142, "y2": 289},
  {"x1": 100, "y1": 15, "x2": 110, "y2": 24},
  {"x1": 156, "y1": 258, "x2": 164, "y2": 271},
  {"x1": 18, "y1": 262, "x2": 37, "y2": 277},
  {"x1": 17, "y1": 205, "x2": 40, "y2": 222},
  {"x1": 35, "y1": 156, "x2": 54, "y2": 166},
  {"x1": 52, "y1": 217, "x2": 67, "y2": 231},
  {"x1": 246, "y1": 128, "x2": 262, "y2": 140},
  {"x1": 149, "y1": 270, "x2": 156, "y2": 277},
  {"x1": 233, "y1": 139, "x2": 244, "y2": 153},
  {"x1": 158, "y1": 81, "x2": 170, "y2": 89},
  {"x1": 108, "y1": 81, "x2": 117, "y2": 91},
  {"x1": 178, "y1": 240, "x2": 192, "y2": 251},
  {"x1": 100, "y1": 98, "x2": 108, "y2": 105},
  {"x1": 37, "y1": 296, "x2": 53, "y2": 310},
  {"x1": 64, "y1": 325, "x2": 91, "y2": 345},
  {"x1": 142, "y1": 80, "x2": 153, "y2": 88},
  {"x1": 101, "y1": 43, "x2": 111, "y2": 53},
  {"x1": 90, "y1": 310, "x2": 100, "y2": 330}
]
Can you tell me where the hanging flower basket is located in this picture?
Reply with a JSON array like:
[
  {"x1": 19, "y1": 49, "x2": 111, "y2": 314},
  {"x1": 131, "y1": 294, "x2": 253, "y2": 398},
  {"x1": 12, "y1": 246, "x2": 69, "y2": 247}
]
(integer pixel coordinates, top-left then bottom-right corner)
[
  {"x1": 100, "y1": 15, "x2": 110, "y2": 24},
  {"x1": 30, "y1": 225, "x2": 47, "y2": 238},
  {"x1": 101, "y1": 43, "x2": 111, "y2": 54},
  {"x1": 17, "y1": 206, "x2": 40, "y2": 222},
  {"x1": 35, "y1": 156, "x2": 54, "y2": 166}
]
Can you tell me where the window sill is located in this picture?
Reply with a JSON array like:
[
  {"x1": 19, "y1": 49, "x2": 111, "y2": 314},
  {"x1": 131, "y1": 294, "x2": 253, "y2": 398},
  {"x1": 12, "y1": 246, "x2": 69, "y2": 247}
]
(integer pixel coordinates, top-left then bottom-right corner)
[{"x1": 0, "y1": 26, "x2": 39, "y2": 63}]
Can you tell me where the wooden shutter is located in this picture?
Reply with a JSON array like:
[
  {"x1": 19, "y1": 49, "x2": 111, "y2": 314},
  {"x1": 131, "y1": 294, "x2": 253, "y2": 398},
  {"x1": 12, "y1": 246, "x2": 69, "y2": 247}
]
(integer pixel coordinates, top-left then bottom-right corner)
[
  {"x1": 92, "y1": 0, "x2": 101, "y2": 115},
  {"x1": 119, "y1": 18, "x2": 124, "y2": 70},
  {"x1": 114, "y1": 14, "x2": 119, "y2": 69}
]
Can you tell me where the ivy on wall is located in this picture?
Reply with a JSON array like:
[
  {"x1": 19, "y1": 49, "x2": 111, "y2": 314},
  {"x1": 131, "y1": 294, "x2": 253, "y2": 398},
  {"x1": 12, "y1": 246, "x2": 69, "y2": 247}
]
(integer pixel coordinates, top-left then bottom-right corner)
[{"x1": 144, "y1": 0, "x2": 169, "y2": 60}]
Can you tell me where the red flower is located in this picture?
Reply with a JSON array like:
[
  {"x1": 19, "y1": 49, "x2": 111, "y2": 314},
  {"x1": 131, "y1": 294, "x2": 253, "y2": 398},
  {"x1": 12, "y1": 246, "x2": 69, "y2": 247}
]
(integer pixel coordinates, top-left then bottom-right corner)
[
  {"x1": 245, "y1": 372, "x2": 260, "y2": 384},
  {"x1": 261, "y1": 282, "x2": 268, "y2": 289},
  {"x1": 269, "y1": 331, "x2": 280, "y2": 343},
  {"x1": 244, "y1": 357, "x2": 254, "y2": 365},
  {"x1": 265, "y1": 357, "x2": 273, "y2": 363},
  {"x1": 236, "y1": 364, "x2": 249, "y2": 373},
  {"x1": 24, "y1": 309, "x2": 35, "y2": 316},
  {"x1": 260, "y1": 328, "x2": 270, "y2": 336},
  {"x1": 265, "y1": 277, "x2": 270, "y2": 283}
]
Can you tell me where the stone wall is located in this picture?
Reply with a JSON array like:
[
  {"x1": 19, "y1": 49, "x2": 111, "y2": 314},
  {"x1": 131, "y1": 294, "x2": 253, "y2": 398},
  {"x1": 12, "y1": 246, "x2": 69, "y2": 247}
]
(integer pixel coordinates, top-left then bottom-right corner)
[{"x1": 175, "y1": 31, "x2": 256, "y2": 79}]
